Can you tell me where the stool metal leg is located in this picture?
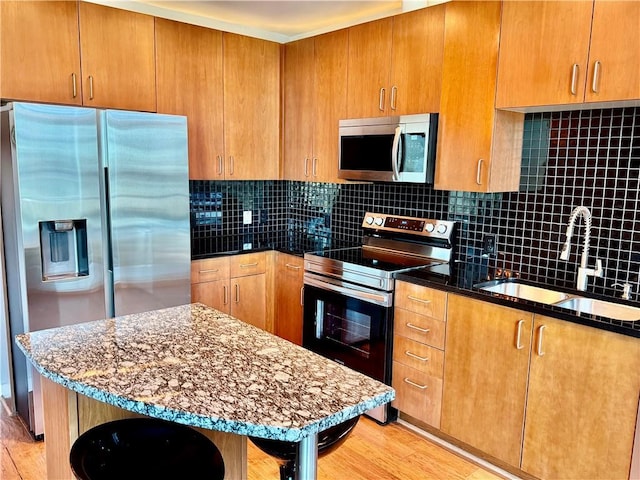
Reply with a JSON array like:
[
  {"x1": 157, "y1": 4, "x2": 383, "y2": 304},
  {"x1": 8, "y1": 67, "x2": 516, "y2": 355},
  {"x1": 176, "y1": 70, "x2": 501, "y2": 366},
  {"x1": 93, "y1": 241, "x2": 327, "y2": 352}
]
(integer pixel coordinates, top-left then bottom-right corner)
[{"x1": 296, "y1": 433, "x2": 318, "y2": 480}]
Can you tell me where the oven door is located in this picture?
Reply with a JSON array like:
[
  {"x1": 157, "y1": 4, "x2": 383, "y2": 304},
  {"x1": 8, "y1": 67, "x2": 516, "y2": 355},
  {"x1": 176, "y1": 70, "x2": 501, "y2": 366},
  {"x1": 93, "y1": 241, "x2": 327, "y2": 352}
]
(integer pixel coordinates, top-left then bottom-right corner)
[{"x1": 302, "y1": 273, "x2": 392, "y2": 383}]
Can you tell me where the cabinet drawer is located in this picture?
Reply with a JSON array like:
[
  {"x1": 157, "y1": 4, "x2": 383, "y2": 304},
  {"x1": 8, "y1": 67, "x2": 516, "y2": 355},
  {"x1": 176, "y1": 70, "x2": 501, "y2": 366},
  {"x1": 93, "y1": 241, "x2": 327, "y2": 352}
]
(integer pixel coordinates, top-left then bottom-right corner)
[
  {"x1": 395, "y1": 281, "x2": 447, "y2": 320},
  {"x1": 392, "y1": 361, "x2": 442, "y2": 428},
  {"x1": 393, "y1": 336, "x2": 444, "y2": 377},
  {"x1": 394, "y1": 308, "x2": 445, "y2": 350},
  {"x1": 229, "y1": 252, "x2": 266, "y2": 277},
  {"x1": 191, "y1": 257, "x2": 229, "y2": 283}
]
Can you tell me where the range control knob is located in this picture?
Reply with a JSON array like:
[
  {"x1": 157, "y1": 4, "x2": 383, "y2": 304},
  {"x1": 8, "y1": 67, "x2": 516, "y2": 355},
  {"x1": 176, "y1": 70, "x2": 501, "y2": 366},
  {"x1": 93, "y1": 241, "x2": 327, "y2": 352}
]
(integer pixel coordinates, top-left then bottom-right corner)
[
  {"x1": 365, "y1": 216, "x2": 374, "y2": 225},
  {"x1": 436, "y1": 224, "x2": 448, "y2": 234},
  {"x1": 425, "y1": 223, "x2": 435, "y2": 233},
  {"x1": 374, "y1": 217, "x2": 384, "y2": 226}
]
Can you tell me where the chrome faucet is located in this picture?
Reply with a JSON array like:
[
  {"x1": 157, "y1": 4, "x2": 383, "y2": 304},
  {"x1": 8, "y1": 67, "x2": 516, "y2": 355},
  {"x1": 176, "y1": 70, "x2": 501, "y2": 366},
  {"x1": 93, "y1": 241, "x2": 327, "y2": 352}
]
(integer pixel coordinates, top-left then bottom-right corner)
[{"x1": 559, "y1": 206, "x2": 603, "y2": 291}]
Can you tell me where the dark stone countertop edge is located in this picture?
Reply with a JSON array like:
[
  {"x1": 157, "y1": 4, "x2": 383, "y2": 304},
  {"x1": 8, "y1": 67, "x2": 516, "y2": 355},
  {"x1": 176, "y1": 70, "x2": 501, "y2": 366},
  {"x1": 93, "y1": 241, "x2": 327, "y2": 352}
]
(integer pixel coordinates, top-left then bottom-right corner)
[{"x1": 396, "y1": 271, "x2": 640, "y2": 339}]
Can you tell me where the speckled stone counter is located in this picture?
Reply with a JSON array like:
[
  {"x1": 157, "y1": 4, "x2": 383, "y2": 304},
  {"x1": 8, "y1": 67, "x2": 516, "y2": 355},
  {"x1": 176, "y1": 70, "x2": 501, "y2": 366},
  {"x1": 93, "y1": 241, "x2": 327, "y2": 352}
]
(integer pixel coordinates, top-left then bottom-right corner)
[{"x1": 15, "y1": 303, "x2": 393, "y2": 443}]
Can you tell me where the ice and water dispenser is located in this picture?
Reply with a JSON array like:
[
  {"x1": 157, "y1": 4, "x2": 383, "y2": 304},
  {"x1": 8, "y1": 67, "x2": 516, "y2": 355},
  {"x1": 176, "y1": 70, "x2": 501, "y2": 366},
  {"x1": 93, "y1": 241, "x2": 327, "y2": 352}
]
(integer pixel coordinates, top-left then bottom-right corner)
[{"x1": 39, "y1": 219, "x2": 89, "y2": 281}]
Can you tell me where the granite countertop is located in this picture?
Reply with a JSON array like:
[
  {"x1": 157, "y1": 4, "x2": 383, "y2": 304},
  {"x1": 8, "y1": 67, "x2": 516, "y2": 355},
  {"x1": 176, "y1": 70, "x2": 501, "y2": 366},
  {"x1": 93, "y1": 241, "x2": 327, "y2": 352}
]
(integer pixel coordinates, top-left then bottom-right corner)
[{"x1": 14, "y1": 303, "x2": 394, "y2": 442}]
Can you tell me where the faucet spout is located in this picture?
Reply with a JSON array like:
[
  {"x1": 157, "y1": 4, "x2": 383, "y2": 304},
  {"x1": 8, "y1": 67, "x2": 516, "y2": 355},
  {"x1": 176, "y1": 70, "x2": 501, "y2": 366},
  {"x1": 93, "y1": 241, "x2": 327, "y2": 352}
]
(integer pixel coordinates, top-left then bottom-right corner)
[{"x1": 560, "y1": 206, "x2": 602, "y2": 291}]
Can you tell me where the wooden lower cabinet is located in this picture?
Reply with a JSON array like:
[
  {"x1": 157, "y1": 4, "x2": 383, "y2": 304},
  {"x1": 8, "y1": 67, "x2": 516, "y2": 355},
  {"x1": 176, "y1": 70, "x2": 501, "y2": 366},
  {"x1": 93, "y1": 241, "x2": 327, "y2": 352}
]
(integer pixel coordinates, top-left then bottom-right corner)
[
  {"x1": 274, "y1": 253, "x2": 304, "y2": 345},
  {"x1": 441, "y1": 294, "x2": 533, "y2": 468},
  {"x1": 191, "y1": 252, "x2": 272, "y2": 331},
  {"x1": 521, "y1": 315, "x2": 640, "y2": 480}
]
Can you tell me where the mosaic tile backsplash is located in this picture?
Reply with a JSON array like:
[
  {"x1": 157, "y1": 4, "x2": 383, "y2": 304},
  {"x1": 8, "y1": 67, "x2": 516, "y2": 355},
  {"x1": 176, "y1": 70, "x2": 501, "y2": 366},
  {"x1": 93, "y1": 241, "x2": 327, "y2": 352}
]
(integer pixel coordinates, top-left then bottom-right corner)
[{"x1": 191, "y1": 107, "x2": 640, "y2": 301}]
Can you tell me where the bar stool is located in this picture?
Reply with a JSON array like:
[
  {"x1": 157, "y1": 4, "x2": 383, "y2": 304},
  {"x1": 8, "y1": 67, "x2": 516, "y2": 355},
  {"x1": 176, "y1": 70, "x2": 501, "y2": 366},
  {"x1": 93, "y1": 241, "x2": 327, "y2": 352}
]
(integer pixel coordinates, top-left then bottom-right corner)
[
  {"x1": 69, "y1": 417, "x2": 225, "y2": 480},
  {"x1": 249, "y1": 415, "x2": 360, "y2": 480}
]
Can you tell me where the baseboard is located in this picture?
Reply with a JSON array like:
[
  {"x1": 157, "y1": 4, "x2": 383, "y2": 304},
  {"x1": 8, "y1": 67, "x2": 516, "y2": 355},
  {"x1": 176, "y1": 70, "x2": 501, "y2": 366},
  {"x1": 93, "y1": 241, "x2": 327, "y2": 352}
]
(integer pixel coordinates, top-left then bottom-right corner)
[{"x1": 396, "y1": 417, "x2": 523, "y2": 480}]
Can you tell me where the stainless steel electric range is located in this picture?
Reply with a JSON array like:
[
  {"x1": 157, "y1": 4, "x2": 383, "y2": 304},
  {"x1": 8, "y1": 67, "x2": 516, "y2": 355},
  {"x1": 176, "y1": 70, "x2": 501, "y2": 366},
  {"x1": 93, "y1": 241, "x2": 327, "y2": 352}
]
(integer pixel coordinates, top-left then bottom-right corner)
[{"x1": 302, "y1": 212, "x2": 457, "y2": 423}]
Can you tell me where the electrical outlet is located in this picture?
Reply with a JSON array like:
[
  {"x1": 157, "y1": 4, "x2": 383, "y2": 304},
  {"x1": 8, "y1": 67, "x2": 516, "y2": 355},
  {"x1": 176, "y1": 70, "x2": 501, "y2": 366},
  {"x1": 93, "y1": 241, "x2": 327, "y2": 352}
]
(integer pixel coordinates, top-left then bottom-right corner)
[
  {"x1": 243, "y1": 210, "x2": 252, "y2": 225},
  {"x1": 483, "y1": 235, "x2": 496, "y2": 255}
]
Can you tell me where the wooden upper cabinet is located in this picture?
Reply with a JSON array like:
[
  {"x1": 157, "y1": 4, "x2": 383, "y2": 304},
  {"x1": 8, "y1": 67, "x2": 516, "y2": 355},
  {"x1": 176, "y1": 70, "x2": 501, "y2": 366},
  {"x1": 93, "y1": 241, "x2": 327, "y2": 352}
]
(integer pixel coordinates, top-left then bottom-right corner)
[
  {"x1": 522, "y1": 316, "x2": 640, "y2": 479},
  {"x1": 223, "y1": 33, "x2": 280, "y2": 180},
  {"x1": 389, "y1": 5, "x2": 445, "y2": 115},
  {"x1": 78, "y1": 2, "x2": 156, "y2": 112},
  {"x1": 586, "y1": 1, "x2": 640, "y2": 103},
  {"x1": 283, "y1": 37, "x2": 315, "y2": 181},
  {"x1": 156, "y1": 19, "x2": 224, "y2": 180},
  {"x1": 347, "y1": 18, "x2": 393, "y2": 118},
  {"x1": 496, "y1": 1, "x2": 640, "y2": 109},
  {"x1": 0, "y1": 1, "x2": 82, "y2": 105},
  {"x1": 346, "y1": 7, "x2": 445, "y2": 118},
  {"x1": 496, "y1": 1, "x2": 593, "y2": 109},
  {"x1": 434, "y1": 1, "x2": 523, "y2": 193},
  {"x1": 313, "y1": 30, "x2": 348, "y2": 183},
  {"x1": 283, "y1": 29, "x2": 347, "y2": 183}
]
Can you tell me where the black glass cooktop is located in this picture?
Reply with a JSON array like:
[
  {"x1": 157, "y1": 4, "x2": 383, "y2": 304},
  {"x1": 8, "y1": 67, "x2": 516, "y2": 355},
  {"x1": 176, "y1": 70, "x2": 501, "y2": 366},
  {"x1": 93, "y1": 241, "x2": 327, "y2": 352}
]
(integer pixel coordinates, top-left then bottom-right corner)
[{"x1": 308, "y1": 246, "x2": 443, "y2": 272}]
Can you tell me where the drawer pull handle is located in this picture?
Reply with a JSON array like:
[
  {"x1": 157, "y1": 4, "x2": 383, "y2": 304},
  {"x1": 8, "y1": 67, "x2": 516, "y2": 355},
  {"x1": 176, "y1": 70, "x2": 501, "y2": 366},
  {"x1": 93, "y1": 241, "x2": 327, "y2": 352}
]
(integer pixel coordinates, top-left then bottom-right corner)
[
  {"x1": 199, "y1": 268, "x2": 219, "y2": 274},
  {"x1": 240, "y1": 262, "x2": 258, "y2": 268},
  {"x1": 405, "y1": 350, "x2": 429, "y2": 362},
  {"x1": 515, "y1": 319, "x2": 525, "y2": 350},
  {"x1": 404, "y1": 378, "x2": 428, "y2": 390},
  {"x1": 406, "y1": 323, "x2": 430, "y2": 333},
  {"x1": 285, "y1": 264, "x2": 301, "y2": 270},
  {"x1": 407, "y1": 295, "x2": 431, "y2": 305}
]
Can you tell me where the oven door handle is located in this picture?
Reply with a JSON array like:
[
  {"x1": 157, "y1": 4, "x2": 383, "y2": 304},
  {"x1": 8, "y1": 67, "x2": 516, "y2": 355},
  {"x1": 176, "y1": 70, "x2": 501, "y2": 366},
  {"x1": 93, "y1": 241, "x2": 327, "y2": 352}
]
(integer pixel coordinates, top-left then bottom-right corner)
[{"x1": 304, "y1": 273, "x2": 392, "y2": 307}]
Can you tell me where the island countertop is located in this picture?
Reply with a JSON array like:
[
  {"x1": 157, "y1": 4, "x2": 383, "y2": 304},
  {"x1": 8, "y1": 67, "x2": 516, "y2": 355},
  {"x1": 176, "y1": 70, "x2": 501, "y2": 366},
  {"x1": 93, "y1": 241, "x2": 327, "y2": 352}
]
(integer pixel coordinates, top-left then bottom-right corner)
[{"x1": 15, "y1": 303, "x2": 394, "y2": 443}]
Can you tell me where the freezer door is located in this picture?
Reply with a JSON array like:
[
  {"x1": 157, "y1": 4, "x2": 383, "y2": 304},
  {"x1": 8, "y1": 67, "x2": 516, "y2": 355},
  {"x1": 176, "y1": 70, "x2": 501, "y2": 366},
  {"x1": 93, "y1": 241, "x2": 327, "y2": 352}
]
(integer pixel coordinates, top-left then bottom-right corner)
[
  {"x1": 102, "y1": 110, "x2": 190, "y2": 316},
  {"x1": 2, "y1": 102, "x2": 106, "y2": 435}
]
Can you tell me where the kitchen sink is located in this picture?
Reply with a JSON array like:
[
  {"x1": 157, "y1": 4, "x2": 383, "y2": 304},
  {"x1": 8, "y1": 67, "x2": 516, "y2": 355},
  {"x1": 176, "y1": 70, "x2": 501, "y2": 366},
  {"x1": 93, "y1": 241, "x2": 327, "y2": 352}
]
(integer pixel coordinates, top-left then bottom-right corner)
[
  {"x1": 553, "y1": 297, "x2": 640, "y2": 322},
  {"x1": 476, "y1": 280, "x2": 571, "y2": 305}
]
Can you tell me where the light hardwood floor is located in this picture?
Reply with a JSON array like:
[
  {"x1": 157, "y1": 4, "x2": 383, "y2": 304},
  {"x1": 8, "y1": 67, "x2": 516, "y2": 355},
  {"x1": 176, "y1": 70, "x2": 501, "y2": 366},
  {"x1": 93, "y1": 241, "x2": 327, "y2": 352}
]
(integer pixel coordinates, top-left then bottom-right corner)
[{"x1": 1, "y1": 402, "x2": 502, "y2": 480}]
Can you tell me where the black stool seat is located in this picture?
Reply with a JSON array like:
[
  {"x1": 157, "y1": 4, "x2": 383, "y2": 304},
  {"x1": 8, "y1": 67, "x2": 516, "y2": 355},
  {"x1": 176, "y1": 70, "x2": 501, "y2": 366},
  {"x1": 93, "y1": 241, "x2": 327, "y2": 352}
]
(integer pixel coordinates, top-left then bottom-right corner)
[
  {"x1": 69, "y1": 417, "x2": 225, "y2": 480},
  {"x1": 249, "y1": 415, "x2": 360, "y2": 480}
]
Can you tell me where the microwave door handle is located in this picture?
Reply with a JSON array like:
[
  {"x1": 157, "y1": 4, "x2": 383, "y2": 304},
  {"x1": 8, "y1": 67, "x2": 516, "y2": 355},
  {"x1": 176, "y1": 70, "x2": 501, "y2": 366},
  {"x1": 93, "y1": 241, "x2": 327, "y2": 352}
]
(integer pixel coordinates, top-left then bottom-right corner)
[{"x1": 392, "y1": 126, "x2": 402, "y2": 181}]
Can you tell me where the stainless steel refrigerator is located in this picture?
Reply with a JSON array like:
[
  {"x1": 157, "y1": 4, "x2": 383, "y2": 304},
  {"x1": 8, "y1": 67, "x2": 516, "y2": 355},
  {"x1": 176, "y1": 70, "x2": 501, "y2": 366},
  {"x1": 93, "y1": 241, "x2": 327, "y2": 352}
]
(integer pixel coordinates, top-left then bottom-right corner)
[{"x1": 1, "y1": 102, "x2": 190, "y2": 437}]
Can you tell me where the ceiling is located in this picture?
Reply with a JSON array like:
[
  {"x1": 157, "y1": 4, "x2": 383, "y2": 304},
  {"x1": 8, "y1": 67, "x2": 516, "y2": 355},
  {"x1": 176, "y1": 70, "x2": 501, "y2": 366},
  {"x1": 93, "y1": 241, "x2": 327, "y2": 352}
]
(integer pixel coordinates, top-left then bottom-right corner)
[{"x1": 85, "y1": 0, "x2": 447, "y2": 43}]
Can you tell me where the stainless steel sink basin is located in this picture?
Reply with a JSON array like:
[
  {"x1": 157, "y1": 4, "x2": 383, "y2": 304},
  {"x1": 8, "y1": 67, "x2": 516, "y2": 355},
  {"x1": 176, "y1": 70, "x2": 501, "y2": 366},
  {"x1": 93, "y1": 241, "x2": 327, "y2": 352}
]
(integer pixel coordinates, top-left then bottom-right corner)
[
  {"x1": 554, "y1": 297, "x2": 640, "y2": 322},
  {"x1": 477, "y1": 281, "x2": 571, "y2": 305}
]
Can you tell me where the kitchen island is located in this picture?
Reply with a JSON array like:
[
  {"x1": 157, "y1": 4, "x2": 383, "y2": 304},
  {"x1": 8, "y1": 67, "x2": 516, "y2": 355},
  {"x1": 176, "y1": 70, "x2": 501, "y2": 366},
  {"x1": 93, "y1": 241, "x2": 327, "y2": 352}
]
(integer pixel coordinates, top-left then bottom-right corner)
[{"x1": 15, "y1": 303, "x2": 394, "y2": 479}]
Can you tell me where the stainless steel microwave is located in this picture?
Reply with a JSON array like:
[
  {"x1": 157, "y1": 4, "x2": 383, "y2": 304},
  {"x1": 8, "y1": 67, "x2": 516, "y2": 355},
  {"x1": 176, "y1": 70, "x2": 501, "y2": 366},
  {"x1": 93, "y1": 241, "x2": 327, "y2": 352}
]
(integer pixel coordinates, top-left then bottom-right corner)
[{"x1": 338, "y1": 113, "x2": 438, "y2": 183}]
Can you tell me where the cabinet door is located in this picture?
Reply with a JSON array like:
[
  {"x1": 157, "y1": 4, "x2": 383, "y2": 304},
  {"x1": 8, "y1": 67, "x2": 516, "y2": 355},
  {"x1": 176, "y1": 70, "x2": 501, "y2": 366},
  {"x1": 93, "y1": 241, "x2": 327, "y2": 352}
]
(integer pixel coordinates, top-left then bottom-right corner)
[
  {"x1": 441, "y1": 294, "x2": 533, "y2": 468},
  {"x1": 435, "y1": 1, "x2": 523, "y2": 193},
  {"x1": 585, "y1": 1, "x2": 640, "y2": 103},
  {"x1": 312, "y1": 29, "x2": 348, "y2": 183},
  {"x1": 0, "y1": 1, "x2": 82, "y2": 105},
  {"x1": 346, "y1": 18, "x2": 393, "y2": 118},
  {"x1": 389, "y1": 5, "x2": 445, "y2": 115},
  {"x1": 79, "y1": 2, "x2": 156, "y2": 112},
  {"x1": 156, "y1": 19, "x2": 224, "y2": 180},
  {"x1": 231, "y1": 274, "x2": 266, "y2": 330},
  {"x1": 191, "y1": 280, "x2": 230, "y2": 314},
  {"x1": 522, "y1": 316, "x2": 640, "y2": 479},
  {"x1": 274, "y1": 254, "x2": 304, "y2": 345},
  {"x1": 223, "y1": 33, "x2": 280, "y2": 180},
  {"x1": 496, "y1": 1, "x2": 593, "y2": 109},
  {"x1": 283, "y1": 38, "x2": 315, "y2": 181}
]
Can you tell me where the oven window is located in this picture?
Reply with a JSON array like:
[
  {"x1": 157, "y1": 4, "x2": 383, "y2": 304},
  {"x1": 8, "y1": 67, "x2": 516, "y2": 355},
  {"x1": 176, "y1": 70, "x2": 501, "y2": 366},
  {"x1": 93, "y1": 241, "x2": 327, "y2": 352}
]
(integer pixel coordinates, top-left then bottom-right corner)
[
  {"x1": 319, "y1": 302, "x2": 372, "y2": 356},
  {"x1": 303, "y1": 285, "x2": 391, "y2": 382}
]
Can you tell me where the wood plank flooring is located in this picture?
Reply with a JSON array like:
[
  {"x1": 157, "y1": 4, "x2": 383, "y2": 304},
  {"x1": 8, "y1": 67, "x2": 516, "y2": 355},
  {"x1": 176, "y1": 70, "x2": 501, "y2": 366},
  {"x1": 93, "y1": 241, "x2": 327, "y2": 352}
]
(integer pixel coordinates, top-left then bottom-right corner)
[{"x1": 1, "y1": 402, "x2": 503, "y2": 480}]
